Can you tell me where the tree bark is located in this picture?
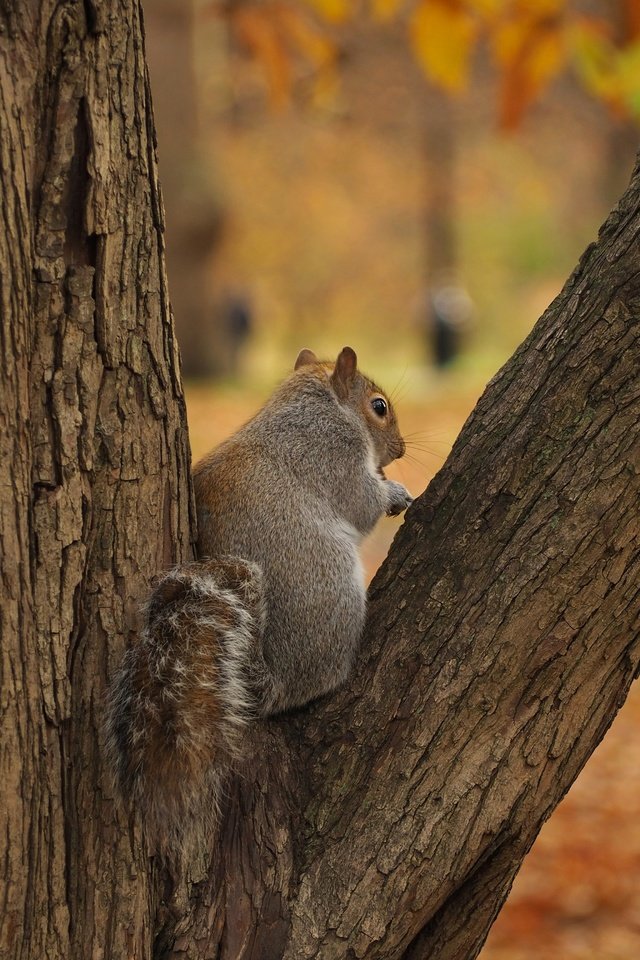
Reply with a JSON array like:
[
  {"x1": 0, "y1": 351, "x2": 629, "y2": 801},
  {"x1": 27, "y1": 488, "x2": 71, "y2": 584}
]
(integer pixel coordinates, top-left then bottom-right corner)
[
  {"x1": 2, "y1": 3, "x2": 640, "y2": 960},
  {"x1": 0, "y1": 2, "x2": 193, "y2": 957}
]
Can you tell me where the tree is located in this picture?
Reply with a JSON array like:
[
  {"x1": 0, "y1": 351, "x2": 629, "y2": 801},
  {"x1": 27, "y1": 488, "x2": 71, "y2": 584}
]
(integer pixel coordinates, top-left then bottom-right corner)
[
  {"x1": 1, "y1": 2, "x2": 639, "y2": 959},
  {"x1": 1, "y1": 2, "x2": 192, "y2": 955},
  {"x1": 144, "y1": 0, "x2": 228, "y2": 378}
]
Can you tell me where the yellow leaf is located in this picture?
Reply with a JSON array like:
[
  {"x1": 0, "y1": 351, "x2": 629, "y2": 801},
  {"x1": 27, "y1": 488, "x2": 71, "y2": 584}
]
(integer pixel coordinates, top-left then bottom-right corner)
[
  {"x1": 570, "y1": 19, "x2": 619, "y2": 103},
  {"x1": 521, "y1": 0, "x2": 563, "y2": 15},
  {"x1": 465, "y1": 0, "x2": 505, "y2": 19},
  {"x1": 493, "y1": 18, "x2": 525, "y2": 65},
  {"x1": 311, "y1": 60, "x2": 341, "y2": 107},
  {"x1": 302, "y1": 0, "x2": 353, "y2": 24},
  {"x1": 278, "y1": 5, "x2": 336, "y2": 66},
  {"x1": 524, "y1": 22, "x2": 566, "y2": 88},
  {"x1": 410, "y1": 0, "x2": 478, "y2": 92},
  {"x1": 369, "y1": 0, "x2": 404, "y2": 22},
  {"x1": 492, "y1": 8, "x2": 564, "y2": 69},
  {"x1": 617, "y1": 40, "x2": 640, "y2": 109}
]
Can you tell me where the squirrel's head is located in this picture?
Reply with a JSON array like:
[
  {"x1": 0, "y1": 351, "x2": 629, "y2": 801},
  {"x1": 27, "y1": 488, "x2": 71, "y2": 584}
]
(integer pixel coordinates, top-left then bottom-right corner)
[{"x1": 294, "y1": 346, "x2": 406, "y2": 469}]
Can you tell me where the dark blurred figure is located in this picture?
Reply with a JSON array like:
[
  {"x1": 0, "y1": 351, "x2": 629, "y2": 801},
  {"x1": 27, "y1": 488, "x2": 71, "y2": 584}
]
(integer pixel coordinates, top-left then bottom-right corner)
[
  {"x1": 220, "y1": 288, "x2": 254, "y2": 377},
  {"x1": 421, "y1": 277, "x2": 473, "y2": 368}
]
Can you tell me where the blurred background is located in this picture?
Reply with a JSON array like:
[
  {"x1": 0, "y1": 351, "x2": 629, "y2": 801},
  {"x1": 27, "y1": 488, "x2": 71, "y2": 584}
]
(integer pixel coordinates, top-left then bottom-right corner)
[{"x1": 145, "y1": 1, "x2": 640, "y2": 956}]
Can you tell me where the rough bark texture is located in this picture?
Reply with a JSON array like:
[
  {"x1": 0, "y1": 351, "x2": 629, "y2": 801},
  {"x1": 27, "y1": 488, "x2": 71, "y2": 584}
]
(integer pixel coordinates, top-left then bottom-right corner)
[
  {"x1": 0, "y1": 2, "x2": 193, "y2": 958},
  {"x1": 2, "y1": 3, "x2": 640, "y2": 960}
]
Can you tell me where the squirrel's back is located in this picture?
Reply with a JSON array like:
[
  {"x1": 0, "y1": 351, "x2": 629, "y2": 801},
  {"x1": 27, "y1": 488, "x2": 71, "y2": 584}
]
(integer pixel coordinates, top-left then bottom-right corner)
[
  {"x1": 104, "y1": 347, "x2": 412, "y2": 858},
  {"x1": 192, "y1": 366, "x2": 375, "y2": 712}
]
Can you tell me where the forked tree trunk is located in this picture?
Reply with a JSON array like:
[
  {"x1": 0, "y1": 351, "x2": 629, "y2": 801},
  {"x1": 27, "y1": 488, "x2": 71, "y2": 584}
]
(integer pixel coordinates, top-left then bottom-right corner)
[{"x1": 2, "y1": 3, "x2": 640, "y2": 960}]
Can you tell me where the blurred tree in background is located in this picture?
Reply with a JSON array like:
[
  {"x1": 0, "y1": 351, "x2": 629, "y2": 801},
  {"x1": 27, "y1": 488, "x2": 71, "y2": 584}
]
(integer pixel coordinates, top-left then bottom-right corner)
[{"x1": 145, "y1": 0, "x2": 227, "y2": 375}]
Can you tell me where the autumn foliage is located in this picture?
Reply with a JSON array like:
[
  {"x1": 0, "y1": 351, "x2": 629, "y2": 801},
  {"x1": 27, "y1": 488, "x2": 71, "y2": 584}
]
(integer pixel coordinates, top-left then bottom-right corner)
[{"x1": 217, "y1": 0, "x2": 640, "y2": 127}]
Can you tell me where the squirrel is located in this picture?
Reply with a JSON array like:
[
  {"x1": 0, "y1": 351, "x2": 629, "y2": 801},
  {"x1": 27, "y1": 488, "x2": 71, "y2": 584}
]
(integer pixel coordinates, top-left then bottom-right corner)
[{"x1": 104, "y1": 346, "x2": 412, "y2": 858}]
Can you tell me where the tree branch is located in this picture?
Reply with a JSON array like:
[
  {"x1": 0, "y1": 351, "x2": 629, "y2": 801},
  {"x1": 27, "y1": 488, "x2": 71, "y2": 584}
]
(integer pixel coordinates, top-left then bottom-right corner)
[{"x1": 291, "y1": 160, "x2": 640, "y2": 960}]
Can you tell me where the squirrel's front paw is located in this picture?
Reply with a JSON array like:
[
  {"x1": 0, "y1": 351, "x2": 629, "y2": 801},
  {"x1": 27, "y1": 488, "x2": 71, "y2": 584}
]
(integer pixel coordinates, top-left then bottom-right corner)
[{"x1": 385, "y1": 480, "x2": 413, "y2": 517}]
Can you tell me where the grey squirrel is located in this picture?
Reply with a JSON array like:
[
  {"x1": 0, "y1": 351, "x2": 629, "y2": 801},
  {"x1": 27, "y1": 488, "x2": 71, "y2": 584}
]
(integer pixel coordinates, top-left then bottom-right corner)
[{"x1": 105, "y1": 346, "x2": 412, "y2": 857}]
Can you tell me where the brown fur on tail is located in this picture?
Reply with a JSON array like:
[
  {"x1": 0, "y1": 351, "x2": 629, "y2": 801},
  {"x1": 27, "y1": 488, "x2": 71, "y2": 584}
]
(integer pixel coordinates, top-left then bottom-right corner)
[{"x1": 104, "y1": 558, "x2": 264, "y2": 860}]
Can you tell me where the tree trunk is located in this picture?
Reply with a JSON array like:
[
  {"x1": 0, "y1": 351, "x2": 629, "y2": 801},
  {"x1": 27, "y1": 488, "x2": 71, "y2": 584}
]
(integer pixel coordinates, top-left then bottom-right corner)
[
  {"x1": 423, "y1": 82, "x2": 458, "y2": 286},
  {"x1": 2, "y1": 3, "x2": 640, "y2": 960},
  {"x1": 0, "y1": 2, "x2": 193, "y2": 957}
]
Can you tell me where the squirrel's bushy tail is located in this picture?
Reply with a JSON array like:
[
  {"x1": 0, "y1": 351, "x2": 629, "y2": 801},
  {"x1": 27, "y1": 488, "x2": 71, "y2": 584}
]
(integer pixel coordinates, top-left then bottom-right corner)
[{"x1": 104, "y1": 558, "x2": 264, "y2": 859}]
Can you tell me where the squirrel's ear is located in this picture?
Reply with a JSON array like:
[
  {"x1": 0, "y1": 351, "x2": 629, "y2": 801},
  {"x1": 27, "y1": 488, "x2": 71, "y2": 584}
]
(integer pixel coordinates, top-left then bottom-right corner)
[
  {"x1": 294, "y1": 348, "x2": 318, "y2": 370},
  {"x1": 331, "y1": 346, "x2": 358, "y2": 399}
]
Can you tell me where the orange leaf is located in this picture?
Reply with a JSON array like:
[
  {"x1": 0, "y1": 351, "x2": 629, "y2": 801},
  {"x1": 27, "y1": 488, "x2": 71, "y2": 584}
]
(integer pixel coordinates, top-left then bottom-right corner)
[
  {"x1": 369, "y1": 0, "x2": 404, "y2": 22},
  {"x1": 624, "y1": 0, "x2": 640, "y2": 43},
  {"x1": 495, "y1": 13, "x2": 566, "y2": 128},
  {"x1": 231, "y1": 7, "x2": 292, "y2": 107}
]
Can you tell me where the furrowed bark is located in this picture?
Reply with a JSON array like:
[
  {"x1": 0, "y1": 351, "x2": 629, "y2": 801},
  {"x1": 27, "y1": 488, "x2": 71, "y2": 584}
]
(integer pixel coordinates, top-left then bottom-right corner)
[
  {"x1": 159, "y1": 166, "x2": 640, "y2": 958},
  {"x1": 0, "y1": 2, "x2": 193, "y2": 958}
]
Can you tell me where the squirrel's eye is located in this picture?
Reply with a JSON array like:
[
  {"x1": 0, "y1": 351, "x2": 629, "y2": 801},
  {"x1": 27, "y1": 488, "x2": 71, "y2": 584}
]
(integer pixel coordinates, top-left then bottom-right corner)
[{"x1": 371, "y1": 397, "x2": 387, "y2": 417}]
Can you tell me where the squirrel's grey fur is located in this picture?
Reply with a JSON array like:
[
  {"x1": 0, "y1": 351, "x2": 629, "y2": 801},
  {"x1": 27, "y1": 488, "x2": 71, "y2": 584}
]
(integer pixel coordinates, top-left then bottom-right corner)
[{"x1": 104, "y1": 347, "x2": 412, "y2": 859}]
